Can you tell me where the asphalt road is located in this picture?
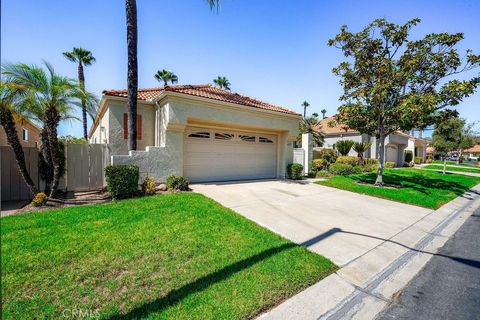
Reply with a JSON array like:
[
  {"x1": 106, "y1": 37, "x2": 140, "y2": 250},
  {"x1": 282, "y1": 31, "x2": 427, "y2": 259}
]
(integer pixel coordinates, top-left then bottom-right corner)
[{"x1": 379, "y1": 208, "x2": 480, "y2": 320}]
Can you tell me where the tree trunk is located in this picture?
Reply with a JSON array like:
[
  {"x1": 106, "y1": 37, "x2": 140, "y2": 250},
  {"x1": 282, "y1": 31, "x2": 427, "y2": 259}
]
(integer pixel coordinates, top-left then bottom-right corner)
[
  {"x1": 78, "y1": 62, "x2": 88, "y2": 140},
  {"x1": 443, "y1": 157, "x2": 447, "y2": 174},
  {"x1": 457, "y1": 151, "x2": 462, "y2": 164},
  {"x1": 40, "y1": 129, "x2": 53, "y2": 193},
  {"x1": 126, "y1": 0, "x2": 138, "y2": 151},
  {"x1": 43, "y1": 106, "x2": 62, "y2": 198},
  {"x1": 375, "y1": 133, "x2": 386, "y2": 185},
  {"x1": 0, "y1": 108, "x2": 38, "y2": 196}
]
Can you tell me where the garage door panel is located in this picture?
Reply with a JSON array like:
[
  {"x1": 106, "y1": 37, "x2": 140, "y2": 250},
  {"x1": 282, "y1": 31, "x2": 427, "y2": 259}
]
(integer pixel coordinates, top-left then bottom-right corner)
[{"x1": 184, "y1": 128, "x2": 277, "y2": 182}]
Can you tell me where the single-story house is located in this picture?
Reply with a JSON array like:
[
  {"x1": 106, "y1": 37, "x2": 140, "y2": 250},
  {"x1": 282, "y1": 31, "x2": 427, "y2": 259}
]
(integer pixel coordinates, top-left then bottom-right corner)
[
  {"x1": 89, "y1": 84, "x2": 300, "y2": 182},
  {"x1": 463, "y1": 145, "x2": 480, "y2": 160},
  {"x1": 315, "y1": 116, "x2": 428, "y2": 167}
]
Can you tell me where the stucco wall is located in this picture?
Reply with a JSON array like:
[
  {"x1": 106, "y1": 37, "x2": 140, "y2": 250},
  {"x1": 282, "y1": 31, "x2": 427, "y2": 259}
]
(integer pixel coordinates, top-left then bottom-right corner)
[
  {"x1": 0, "y1": 121, "x2": 40, "y2": 148},
  {"x1": 324, "y1": 133, "x2": 370, "y2": 157},
  {"x1": 89, "y1": 108, "x2": 109, "y2": 145}
]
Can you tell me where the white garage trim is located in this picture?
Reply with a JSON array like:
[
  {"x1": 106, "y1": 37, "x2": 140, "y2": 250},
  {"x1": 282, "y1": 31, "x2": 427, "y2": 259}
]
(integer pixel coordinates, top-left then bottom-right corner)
[{"x1": 184, "y1": 126, "x2": 278, "y2": 182}]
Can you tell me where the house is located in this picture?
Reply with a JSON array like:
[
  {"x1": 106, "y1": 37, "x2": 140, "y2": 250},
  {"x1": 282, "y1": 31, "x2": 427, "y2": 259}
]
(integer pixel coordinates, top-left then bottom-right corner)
[
  {"x1": 0, "y1": 119, "x2": 41, "y2": 148},
  {"x1": 89, "y1": 84, "x2": 300, "y2": 182},
  {"x1": 463, "y1": 145, "x2": 480, "y2": 160},
  {"x1": 316, "y1": 116, "x2": 428, "y2": 167}
]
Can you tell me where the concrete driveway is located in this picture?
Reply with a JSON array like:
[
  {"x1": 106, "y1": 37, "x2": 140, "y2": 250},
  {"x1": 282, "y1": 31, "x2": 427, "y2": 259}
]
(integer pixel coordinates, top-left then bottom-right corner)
[{"x1": 192, "y1": 179, "x2": 432, "y2": 266}]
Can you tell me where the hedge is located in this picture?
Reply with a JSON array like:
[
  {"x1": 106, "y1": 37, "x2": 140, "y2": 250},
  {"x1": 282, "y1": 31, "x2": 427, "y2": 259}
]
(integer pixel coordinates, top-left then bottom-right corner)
[{"x1": 105, "y1": 165, "x2": 139, "y2": 199}]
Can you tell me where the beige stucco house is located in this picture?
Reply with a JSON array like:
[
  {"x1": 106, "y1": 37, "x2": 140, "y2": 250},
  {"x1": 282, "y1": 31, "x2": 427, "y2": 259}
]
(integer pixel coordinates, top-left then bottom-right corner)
[
  {"x1": 0, "y1": 119, "x2": 41, "y2": 148},
  {"x1": 317, "y1": 116, "x2": 428, "y2": 166},
  {"x1": 89, "y1": 84, "x2": 301, "y2": 182}
]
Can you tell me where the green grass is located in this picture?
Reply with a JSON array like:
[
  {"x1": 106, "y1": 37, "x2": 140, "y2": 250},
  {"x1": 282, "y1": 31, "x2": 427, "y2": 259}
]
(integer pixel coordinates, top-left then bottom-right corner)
[
  {"x1": 1, "y1": 193, "x2": 336, "y2": 320},
  {"x1": 424, "y1": 164, "x2": 480, "y2": 174},
  {"x1": 316, "y1": 169, "x2": 480, "y2": 209}
]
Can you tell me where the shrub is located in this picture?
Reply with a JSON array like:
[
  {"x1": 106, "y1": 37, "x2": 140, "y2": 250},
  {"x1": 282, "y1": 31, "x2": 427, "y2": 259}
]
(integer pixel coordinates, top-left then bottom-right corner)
[
  {"x1": 311, "y1": 159, "x2": 325, "y2": 173},
  {"x1": 105, "y1": 165, "x2": 139, "y2": 199},
  {"x1": 166, "y1": 175, "x2": 189, "y2": 191},
  {"x1": 385, "y1": 161, "x2": 396, "y2": 168},
  {"x1": 414, "y1": 156, "x2": 423, "y2": 164},
  {"x1": 335, "y1": 140, "x2": 355, "y2": 156},
  {"x1": 404, "y1": 150, "x2": 413, "y2": 163},
  {"x1": 426, "y1": 157, "x2": 433, "y2": 163},
  {"x1": 316, "y1": 170, "x2": 330, "y2": 178},
  {"x1": 315, "y1": 148, "x2": 337, "y2": 165},
  {"x1": 336, "y1": 156, "x2": 360, "y2": 166},
  {"x1": 328, "y1": 163, "x2": 362, "y2": 176},
  {"x1": 287, "y1": 163, "x2": 304, "y2": 179},
  {"x1": 31, "y1": 192, "x2": 48, "y2": 207},
  {"x1": 362, "y1": 164, "x2": 377, "y2": 172},
  {"x1": 364, "y1": 158, "x2": 379, "y2": 165},
  {"x1": 142, "y1": 175, "x2": 157, "y2": 195}
]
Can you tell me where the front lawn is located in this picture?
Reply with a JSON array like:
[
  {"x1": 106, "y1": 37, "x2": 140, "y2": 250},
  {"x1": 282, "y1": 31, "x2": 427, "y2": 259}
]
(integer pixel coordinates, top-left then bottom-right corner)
[
  {"x1": 316, "y1": 169, "x2": 480, "y2": 209},
  {"x1": 1, "y1": 193, "x2": 336, "y2": 319},
  {"x1": 423, "y1": 164, "x2": 480, "y2": 174},
  {"x1": 431, "y1": 160, "x2": 477, "y2": 166}
]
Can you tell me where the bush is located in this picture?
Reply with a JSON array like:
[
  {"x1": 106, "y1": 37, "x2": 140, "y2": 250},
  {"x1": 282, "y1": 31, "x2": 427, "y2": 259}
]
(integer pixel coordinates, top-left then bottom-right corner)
[
  {"x1": 31, "y1": 192, "x2": 48, "y2": 207},
  {"x1": 385, "y1": 161, "x2": 396, "y2": 168},
  {"x1": 335, "y1": 140, "x2": 355, "y2": 156},
  {"x1": 364, "y1": 158, "x2": 379, "y2": 165},
  {"x1": 315, "y1": 149, "x2": 337, "y2": 166},
  {"x1": 426, "y1": 157, "x2": 433, "y2": 163},
  {"x1": 336, "y1": 156, "x2": 360, "y2": 166},
  {"x1": 414, "y1": 156, "x2": 423, "y2": 164},
  {"x1": 287, "y1": 163, "x2": 304, "y2": 179},
  {"x1": 142, "y1": 175, "x2": 157, "y2": 195},
  {"x1": 362, "y1": 164, "x2": 377, "y2": 172},
  {"x1": 166, "y1": 175, "x2": 189, "y2": 191},
  {"x1": 311, "y1": 159, "x2": 325, "y2": 173},
  {"x1": 404, "y1": 150, "x2": 413, "y2": 163},
  {"x1": 316, "y1": 170, "x2": 330, "y2": 177},
  {"x1": 105, "y1": 165, "x2": 139, "y2": 199},
  {"x1": 328, "y1": 163, "x2": 362, "y2": 176}
]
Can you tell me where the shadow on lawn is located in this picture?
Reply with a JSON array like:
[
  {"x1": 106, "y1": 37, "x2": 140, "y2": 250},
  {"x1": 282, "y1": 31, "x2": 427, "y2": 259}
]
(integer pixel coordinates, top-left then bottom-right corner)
[{"x1": 351, "y1": 171, "x2": 472, "y2": 196}]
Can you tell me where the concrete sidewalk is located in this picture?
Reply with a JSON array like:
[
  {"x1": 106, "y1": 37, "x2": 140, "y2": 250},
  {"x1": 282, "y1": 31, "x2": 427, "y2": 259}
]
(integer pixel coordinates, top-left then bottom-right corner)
[
  {"x1": 415, "y1": 165, "x2": 480, "y2": 177},
  {"x1": 258, "y1": 185, "x2": 480, "y2": 320}
]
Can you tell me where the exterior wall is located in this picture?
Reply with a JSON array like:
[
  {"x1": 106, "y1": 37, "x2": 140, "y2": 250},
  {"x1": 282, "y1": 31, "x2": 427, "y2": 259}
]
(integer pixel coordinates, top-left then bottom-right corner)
[
  {"x1": 89, "y1": 108, "x2": 109, "y2": 145},
  {"x1": 323, "y1": 133, "x2": 370, "y2": 157},
  {"x1": 0, "y1": 121, "x2": 41, "y2": 148}
]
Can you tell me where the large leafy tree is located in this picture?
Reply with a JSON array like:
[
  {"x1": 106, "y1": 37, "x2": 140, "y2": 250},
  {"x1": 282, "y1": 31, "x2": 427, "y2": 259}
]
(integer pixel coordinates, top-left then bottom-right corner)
[
  {"x1": 432, "y1": 115, "x2": 476, "y2": 173},
  {"x1": 328, "y1": 18, "x2": 480, "y2": 185},
  {"x1": 298, "y1": 115, "x2": 324, "y2": 147},
  {"x1": 63, "y1": 47, "x2": 97, "y2": 139},
  {"x1": 0, "y1": 81, "x2": 38, "y2": 195},
  {"x1": 2, "y1": 62, "x2": 94, "y2": 198},
  {"x1": 154, "y1": 69, "x2": 178, "y2": 86},
  {"x1": 125, "y1": 0, "x2": 220, "y2": 151},
  {"x1": 213, "y1": 76, "x2": 231, "y2": 90}
]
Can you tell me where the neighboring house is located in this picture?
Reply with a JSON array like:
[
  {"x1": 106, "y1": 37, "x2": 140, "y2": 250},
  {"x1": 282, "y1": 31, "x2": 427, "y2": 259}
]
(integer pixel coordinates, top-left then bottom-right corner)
[
  {"x1": 315, "y1": 116, "x2": 428, "y2": 167},
  {"x1": 89, "y1": 84, "x2": 300, "y2": 182},
  {"x1": 463, "y1": 145, "x2": 480, "y2": 160},
  {"x1": 0, "y1": 119, "x2": 41, "y2": 148}
]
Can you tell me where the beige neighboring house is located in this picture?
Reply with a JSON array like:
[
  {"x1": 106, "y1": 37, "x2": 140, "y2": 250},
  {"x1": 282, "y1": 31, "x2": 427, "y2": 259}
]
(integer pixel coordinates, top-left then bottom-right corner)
[
  {"x1": 463, "y1": 145, "x2": 480, "y2": 160},
  {"x1": 316, "y1": 116, "x2": 428, "y2": 167},
  {"x1": 0, "y1": 119, "x2": 41, "y2": 148},
  {"x1": 89, "y1": 84, "x2": 301, "y2": 183}
]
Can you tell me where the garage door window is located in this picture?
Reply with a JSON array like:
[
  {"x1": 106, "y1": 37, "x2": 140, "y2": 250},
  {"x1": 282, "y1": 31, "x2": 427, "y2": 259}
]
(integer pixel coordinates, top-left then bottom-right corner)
[
  {"x1": 239, "y1": 135, "x2": 255, "y2": 142},
  {"x1": 215, "y1": 133, "x2": 234, "y2": 140},
  {"x1": 259, "y1": 137, "x2": 273, "y2": 143},
  {"x1": 188, "y1": 131, "x2": 210, "y2": 139}
]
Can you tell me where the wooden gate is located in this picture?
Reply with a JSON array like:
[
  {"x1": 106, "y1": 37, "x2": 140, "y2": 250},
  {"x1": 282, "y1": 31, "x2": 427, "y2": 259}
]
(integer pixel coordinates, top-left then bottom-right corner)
[{"x1": 65, "y1": 144, "x2": 109, "y2": 191}]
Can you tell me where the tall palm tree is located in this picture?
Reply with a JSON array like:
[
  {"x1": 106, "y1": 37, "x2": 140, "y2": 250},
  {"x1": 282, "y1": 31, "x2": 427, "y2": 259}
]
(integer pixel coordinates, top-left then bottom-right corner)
[
  {"x1": 2, "y1": 62, "x2": 93, "y2": 198},
  {"x1": 352, "y1": 141, "x2": 372, "y2": 165},
  {"x1": 213, "y1": 76, "x2": 231, "y2": 90},
  {"x1": 301, "y1": 100, "x2": 310, "y2": 117},
  {"x1": 63, "y1": 47, "x2": 96, "y2": 139},
  {"x1": 299, "y1": 115, "x2": 324, "y2": 147},
  {"x1": 321, "y1": 109, "x2": 327, "y2": 119},
  {"x1": 125, "y1": 0, "x2": 220, "y2": 151},
  {"x1": 0, "y1": 81, "x2": 38, "y2": 195},
  {"x1": 154, "y1": 69, "x2": 178, "y2": 86}
]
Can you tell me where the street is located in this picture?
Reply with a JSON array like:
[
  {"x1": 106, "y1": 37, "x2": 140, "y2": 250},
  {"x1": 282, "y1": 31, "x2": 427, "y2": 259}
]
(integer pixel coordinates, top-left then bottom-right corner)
[{"x1": 379, "y1": 207, "x2": 480, "y2": 320}]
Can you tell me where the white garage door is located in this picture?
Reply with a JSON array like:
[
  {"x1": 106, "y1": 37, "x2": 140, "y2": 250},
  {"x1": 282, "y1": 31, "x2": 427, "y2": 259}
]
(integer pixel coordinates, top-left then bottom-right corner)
[{"x1": 184, "y1": 127, "x2": 277, "y2": 182}]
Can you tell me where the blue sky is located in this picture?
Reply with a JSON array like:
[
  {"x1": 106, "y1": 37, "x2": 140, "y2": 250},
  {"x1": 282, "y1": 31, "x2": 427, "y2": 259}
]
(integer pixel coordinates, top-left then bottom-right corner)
[{"x1": 2, "y1": 0, "x2": 479, "y2": 137}]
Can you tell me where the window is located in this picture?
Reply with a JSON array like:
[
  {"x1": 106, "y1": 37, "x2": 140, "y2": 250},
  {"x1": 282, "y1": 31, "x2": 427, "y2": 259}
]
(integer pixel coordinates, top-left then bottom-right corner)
[
  {"x1": 259, "y1": 137, "x2": 273, "y2": 143},
  {"x1": 215, "y1": 133, "x2": 234, "y2": 140},
  {"x1": 239, "y1": 135, "x2": 255, "y2": 142},
  {"x1": 188, "y1": 131, "x2": 210, "y2": 139},
  {"x1": 123, "y1": 114, "x2": 142, "y2": 140},
  {"x1": 22, "y1": 128, "x2": 28, "y2": 141}
]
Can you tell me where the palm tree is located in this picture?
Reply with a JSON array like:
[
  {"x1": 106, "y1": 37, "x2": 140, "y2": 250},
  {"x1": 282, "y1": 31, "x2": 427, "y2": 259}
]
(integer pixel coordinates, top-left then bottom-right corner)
[
  {"x1": 301, "y1": 100, "x2": 310, "y2": 117},
  {"x1": 0, "y1": 81, "x2": 38, "y2": 195},
  {"x1": 299, "y1": 115, "x2": 324, "y2": 147},
  {"x1": 321, "y1": 109, "x2": 327, "y2": 119},
  {"x1": 154, "y1": 69, "x2": 178, "y2": 86},
  {"x1": 125, "y1": 0, "x2": 220, "y2": 151},
  {"x1": 213, "y1": 76, "x2": 231, "y2": 90},
  {"x1": 2, "y1": 62, "x2": 93, "y2": 198},
  {"x1": 336, "y1": 140, "x2": 355, "y2": 156},
  {"x1": 352, "y1": 141, "x2": 372, "y2": 165},
  {"x1": 63, "y1": 47, "x2": 96, "y2": 139}
]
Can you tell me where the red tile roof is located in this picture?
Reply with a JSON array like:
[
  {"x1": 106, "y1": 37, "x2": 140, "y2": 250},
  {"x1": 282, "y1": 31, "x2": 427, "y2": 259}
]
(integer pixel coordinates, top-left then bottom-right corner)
[
  {"x1": 102, "y1": 84, "x2": 300, "y2": 116},
  {"x1": 315, "y1": 116, "x2": 357, "y2": 134},
  {"x1": 464, "y1": 145, "x2": 480, "y2": 154}
]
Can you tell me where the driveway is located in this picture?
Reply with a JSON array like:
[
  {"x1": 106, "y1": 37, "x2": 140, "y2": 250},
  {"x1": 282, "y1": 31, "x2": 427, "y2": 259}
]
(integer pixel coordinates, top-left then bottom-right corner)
[{"x1": 192, "y1": 179, "x2": 432, "y2": 266}]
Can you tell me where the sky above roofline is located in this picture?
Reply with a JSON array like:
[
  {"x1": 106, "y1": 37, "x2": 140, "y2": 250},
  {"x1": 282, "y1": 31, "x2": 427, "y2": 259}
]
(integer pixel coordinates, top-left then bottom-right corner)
[{"x1": 2, "y1": 0, "x2": 479, "y2": 137}]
